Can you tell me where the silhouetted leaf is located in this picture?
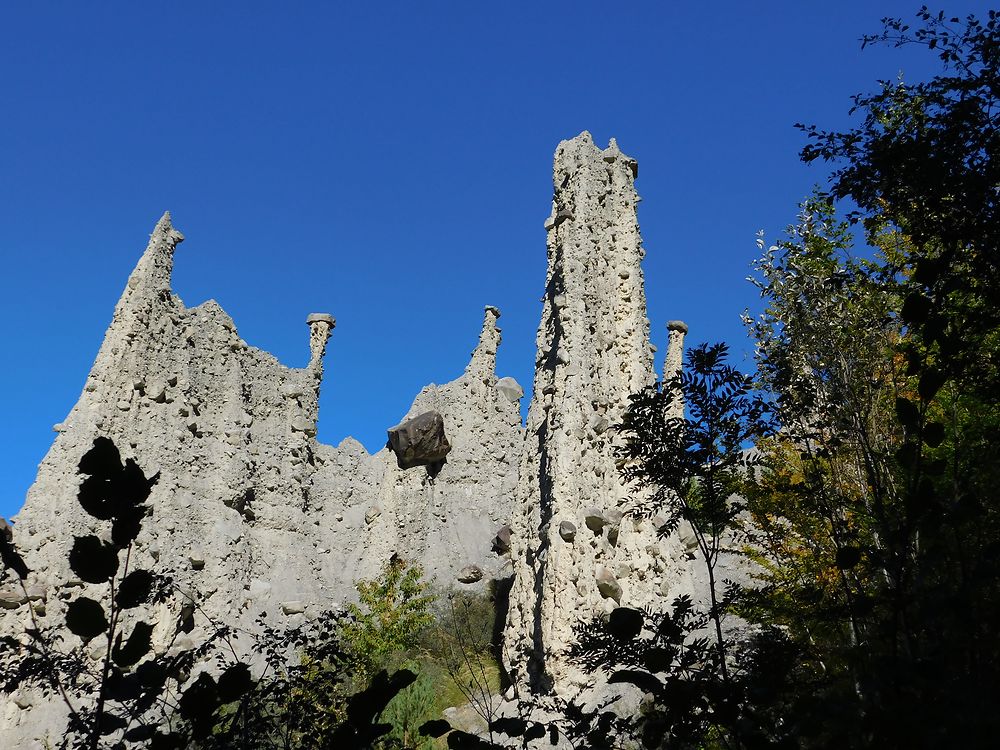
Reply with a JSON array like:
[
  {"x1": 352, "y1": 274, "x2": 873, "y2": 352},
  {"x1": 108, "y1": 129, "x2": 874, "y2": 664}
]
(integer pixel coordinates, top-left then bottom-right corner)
[
  {"x1": 896, "y1": 442, "x2": 920, "y2": 469},
  {"x1": 77, "y1": 475, "x2": 117, "y2": 521},
  {"x1": 836, "y1": 546, "x2": 862, "y2": 570},
  {"x1": 923, "y1": 421, "x2": 946, "y2": 447},
  {"x1": 104, "y1": 668, "x2": 142, "y2": 701},
  {"x1": 217, "y1": 662, "x2": 254, "y2": 703},
  {"x1": 419, "y1": 719, "x2": 452, "y2": 737},
  {"x1": 643, "y1": 646, "x2": 675, "y2": 673},
  {"x1": 895, "y1": 397, "x2": 921, "y2": 431},
  {"x1": 113, "y1": 621, "x2": 153, "y2": 667},
  {"x1": 78, "y1": 437, "x2": 122, "y2": 479},
  {"x1": 918, "y1": 368, "x2": 947, "y2": 401},
  {"x1": 609, "y1": 669, "x2": 662, "y2": 693},
  {"x1": 124, "y1": 725, "x2": 156, "y2": 742},
  {"x1": 525, "y1": 722, "x2": 546, "y2": 740},
  {"x1": 116, "y1": 569, "x2": 155, "y2": 609},
  {"x1": 150, "y1": 731, "x2": 186, "y2": 750},
  {"x1": 490, "y1": 716, "x2": 528, "y2": 736},
  {"x1": 65, "y1": 597, "x2": 108, "y2": 641},
  {"x1": 901, "y1": 291, "x2": 932, "y2": 324},
  {"x1": 448, "y1": 731, "x2": 495, "y2": 749},
  {"x1": 99, "y1": 712, "x2": 128, "y2": 735},
  {"x1": 608, "y1": 607, "x2": 644, "y2": 641},
  {"x1": 69, "y1": 535, "x2": 119, "y2": 584},
  {"x1": 111, "y1": 507, "x2": 145, "y2": 547},
  {"x1": 0, "y1": 520, "x2": 29, "y2": 580},
  {"x1": 179, "y1": 672, "x2": 219, "y2": 734}
]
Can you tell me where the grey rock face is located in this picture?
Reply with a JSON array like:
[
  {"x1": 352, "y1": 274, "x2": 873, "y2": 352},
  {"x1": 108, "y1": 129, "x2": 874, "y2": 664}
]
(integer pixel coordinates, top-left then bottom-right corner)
[
  {"x1": 502, "y1": 132, "x2": 690, "y2": 695},
  {"x1": 1, "y1": 221, "x2": 523, "y2": 744},
  {"x1": 2, "y1": 134, "x2": 695, "y2": 740},
  {"x1": 387, "y1": 411, "x2": 452, "y2": 469}
]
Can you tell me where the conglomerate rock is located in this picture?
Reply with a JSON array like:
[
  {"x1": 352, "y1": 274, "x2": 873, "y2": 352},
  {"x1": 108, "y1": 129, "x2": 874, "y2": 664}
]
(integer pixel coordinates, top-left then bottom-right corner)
[
  {"x1": 0, "y1": 219, "x2": 523, "y2": 744},
  {"x1": 1, "y1": 133, "x2": 695, "y2": 741},
  {"x1": 502, "y1": 132, "x2": 689, "y2": 695}
]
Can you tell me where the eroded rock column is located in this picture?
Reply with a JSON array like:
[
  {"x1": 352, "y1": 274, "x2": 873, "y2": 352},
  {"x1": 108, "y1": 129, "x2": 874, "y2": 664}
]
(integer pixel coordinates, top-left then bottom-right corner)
[{"x1": 503, "y1": 133, "x2": 688, "y2": 694}]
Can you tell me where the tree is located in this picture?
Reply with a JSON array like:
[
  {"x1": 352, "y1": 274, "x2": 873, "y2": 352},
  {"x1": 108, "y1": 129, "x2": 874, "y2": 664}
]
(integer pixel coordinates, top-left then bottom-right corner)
[
  {"x1": 799, "y1": 7, "x2": 1000, "y2": 394},
  {"x1": 558, "y1": 343, "x2": 789, "y2": 749},
  {"x1": 743, "y1": 189, "x2": 1000, "y2": 746},
  {"x1": 340, "y1": 556, "x2": 435, "y2": 682}
]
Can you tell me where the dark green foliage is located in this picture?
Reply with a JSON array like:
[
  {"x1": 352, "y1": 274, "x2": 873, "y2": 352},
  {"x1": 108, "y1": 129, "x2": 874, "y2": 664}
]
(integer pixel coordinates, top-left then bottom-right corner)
[{"x1": 799, "y1": 7, "x2": 1000, "y2": 396}]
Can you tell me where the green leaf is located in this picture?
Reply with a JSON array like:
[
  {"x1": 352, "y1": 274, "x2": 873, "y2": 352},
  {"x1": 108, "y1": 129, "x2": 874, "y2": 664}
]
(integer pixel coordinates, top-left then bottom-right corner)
[
  {"x1": 69, "y1": 535, "x2": 120, "y2": 584},
  {"x1": 65, "y1": 597, "x2": 109, "y2": 641}
]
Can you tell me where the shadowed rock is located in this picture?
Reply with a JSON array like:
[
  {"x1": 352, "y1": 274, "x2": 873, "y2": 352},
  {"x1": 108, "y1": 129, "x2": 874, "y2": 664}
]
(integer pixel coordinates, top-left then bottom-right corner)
[{"x1": 386, "y1": 411, "x2": 452, "y2": 470}]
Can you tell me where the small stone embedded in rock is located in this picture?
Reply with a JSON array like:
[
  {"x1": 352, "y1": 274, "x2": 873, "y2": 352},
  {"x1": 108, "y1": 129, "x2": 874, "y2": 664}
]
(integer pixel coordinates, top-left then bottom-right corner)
[
  {"x1": 189, "y1": 552, "x2": 206, "y2": 570},
  {"x1": 558, "y1": 520, "x2": 577, "y2": 542},
  {"x1": 495, "y1": 377, "x2": 524, "y2": 403},
  {"x1": 458, "y1": 565, "x2": 484, "y2": 584},
  {"x1": 281, "y1": 601, "x2": 305, "y2": 615},
  {"x1": 0, "y1": 588, "x2": 25, "y2": 609},
  {"x1": 493, "y1": 525, "x2": 512, "y2": 554},
  {"x1": 386, "y1": 411, "x2": 452, "y2": 470},
  {"x1": 595, "y1": 566, "x2": 623, "y2": 602},
  {"x1": 291, "y1": 417, "x2": 317, "y2": 436},
  {"x1": 584, "y1": 508, "x2": 608, "y2": 533},
  {"x1": 678, "y1": 522, "x2": 699, "y2": 551},
  {"x1": 365, "y1": 506, "x2": 382, "y2": 525}
]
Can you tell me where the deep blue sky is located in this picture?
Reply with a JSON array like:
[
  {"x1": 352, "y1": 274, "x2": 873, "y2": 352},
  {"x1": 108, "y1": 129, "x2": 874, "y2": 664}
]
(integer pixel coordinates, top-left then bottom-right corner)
[{"x1": 1, "y1": 2, "x2": 987, "y2": 518}]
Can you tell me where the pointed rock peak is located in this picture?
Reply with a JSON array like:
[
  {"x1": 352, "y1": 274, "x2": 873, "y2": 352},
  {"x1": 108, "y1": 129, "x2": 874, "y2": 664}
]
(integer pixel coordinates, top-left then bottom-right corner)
[
  {"x1": 556, "y1": 131, "x2": 600, "y2": 162},
  {"x1": 151, "y1": 210, "x2": 185, "y2": 246},
  {"x1": 465, "y1": 305, "x2": 502, "y2": 380},
  {"x1": 664, "y1": 321, "x2": 688, "y2": 418},
  {"x1": 601, "y1": 137, "x2": 637, "y2": 177},
  {"x1": 121, "y1": 212, "x2": 185, "y2": 306}
]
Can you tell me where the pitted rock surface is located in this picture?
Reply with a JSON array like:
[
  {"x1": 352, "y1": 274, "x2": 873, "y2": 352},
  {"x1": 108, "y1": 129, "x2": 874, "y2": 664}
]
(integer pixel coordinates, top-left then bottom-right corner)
[
  {"x1": 502, "y1": 132, "x2": 690, "y2": 695},
  {"x1": 0, "y1": 220, "x2": 522, "y2": 744},
  {"x1": 1, "y1": 134, "x2": 696, "y2": 741}
]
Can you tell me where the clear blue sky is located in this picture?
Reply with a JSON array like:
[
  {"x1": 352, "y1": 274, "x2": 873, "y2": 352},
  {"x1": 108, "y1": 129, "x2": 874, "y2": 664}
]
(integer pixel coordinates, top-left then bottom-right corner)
[{"x1": 1, "y1": 2, "x2": 986, "y2": 518}]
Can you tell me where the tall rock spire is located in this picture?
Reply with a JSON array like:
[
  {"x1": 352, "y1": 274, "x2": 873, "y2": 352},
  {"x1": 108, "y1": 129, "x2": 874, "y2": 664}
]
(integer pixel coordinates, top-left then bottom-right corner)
[
  {"x1": 464, "y1": 305, "x2": 502, "y2": 381},
  {"x1": 503, "y1": 133, "x2": 688, "y2": 693},
  {"x1": 664, "y1": 320, "x2": 688, "y2": 419}
]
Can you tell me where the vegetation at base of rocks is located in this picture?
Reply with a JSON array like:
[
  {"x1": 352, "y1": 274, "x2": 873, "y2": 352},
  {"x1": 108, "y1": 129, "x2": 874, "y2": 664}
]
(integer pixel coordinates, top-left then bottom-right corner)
[
  {"x1": 550, "y1": 8, "x2": 1000, "y2": 750},
  {"x1": 0, "y1": 440, "x2": 422, "y2": 750}
]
